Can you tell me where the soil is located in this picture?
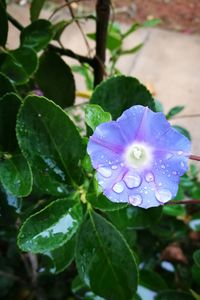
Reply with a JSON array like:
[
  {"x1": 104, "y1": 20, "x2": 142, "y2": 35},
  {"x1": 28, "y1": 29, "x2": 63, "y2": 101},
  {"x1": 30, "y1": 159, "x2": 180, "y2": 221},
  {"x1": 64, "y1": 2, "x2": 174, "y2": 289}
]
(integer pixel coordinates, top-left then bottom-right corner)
[{"x1": 81, "y1": 0, "x2": 200, "y2": 34}]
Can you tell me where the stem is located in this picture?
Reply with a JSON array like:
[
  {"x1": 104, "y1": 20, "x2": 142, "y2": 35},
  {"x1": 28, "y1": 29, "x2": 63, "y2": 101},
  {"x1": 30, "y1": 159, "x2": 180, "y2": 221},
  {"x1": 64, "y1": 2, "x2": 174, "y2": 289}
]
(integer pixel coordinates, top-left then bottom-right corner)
[
  {"x1": 166, "y1": 200, "x2": 200, "y2": 205},
  {"x1": 7, "y1": 12, "x2": 24, "y2": 31},
  {"x1": 94, "y1": 0, "x2": 110, "y2": 86},
  {"x1": 189, "y1": 155, "x2": 200, "y2": 161},
  {"x1": 48, "y1": 44, "x2": 94, "y2": 67},
  {"x1": 172, "y1": 113, "x2": 200, "y2": 119}
]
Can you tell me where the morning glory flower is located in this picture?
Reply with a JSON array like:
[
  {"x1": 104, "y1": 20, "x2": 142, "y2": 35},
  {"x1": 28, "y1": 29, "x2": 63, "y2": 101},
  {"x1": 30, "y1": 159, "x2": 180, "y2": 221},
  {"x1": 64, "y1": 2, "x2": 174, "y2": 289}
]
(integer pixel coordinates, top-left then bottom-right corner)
[{"x1": 87, "y1": 105, "x2": 191, "y2": 209}]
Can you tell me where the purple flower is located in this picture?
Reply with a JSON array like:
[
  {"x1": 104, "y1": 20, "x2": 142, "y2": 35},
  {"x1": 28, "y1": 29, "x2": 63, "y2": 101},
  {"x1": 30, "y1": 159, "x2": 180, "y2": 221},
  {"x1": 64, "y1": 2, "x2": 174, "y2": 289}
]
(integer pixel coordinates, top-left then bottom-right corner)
[{"x1": 87, "y1": 105, "x2": 191, "y2": 209}]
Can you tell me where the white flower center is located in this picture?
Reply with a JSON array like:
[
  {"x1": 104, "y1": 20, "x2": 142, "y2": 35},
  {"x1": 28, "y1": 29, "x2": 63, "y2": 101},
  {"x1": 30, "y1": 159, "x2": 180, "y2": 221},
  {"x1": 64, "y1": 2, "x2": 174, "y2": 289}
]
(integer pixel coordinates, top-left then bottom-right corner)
[{"x1": 124, "y1": 142, "x2": 153, "y2": 170}]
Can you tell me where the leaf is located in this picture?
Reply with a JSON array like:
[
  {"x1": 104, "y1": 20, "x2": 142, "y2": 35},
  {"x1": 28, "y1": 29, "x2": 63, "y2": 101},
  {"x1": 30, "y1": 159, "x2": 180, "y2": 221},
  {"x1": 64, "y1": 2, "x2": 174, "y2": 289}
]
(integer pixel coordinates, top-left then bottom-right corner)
[
  {"x1": 107, "y1": 205, "x2": 162, "y2": 229},
  {"x1": 163, "y1": 205, "x2": 186, "y2": 217},
  {"x1": 155, "y1": 290, "x2": 194, "y2": 300},
  {"x1": 52, "y1": 20, "x2": 71, "y2": 41},
  {"x1": 143, "y1": 18, "x2": 161, "y2": 27},
  {"x1": 18, "y1": 198, "x2": 82, "y2": 253},
  {"x1": 85, "y1": 104, "x2": 112, "y2": 131},
  {"x1": 121, "y1": 43, "x2": 143, "y2": 56},
  {"x1": 0, "y1": 1, "x2": 8, "y2": 46},
  {"x1": 16, "y1": 96, "x2": 84, "y2": 195},
  {"x1": 122, "y1": 23, "x2": 141, "y2": 39},
  {"x1": 173, "y1": 125, "x2": 191, "y2": 141},
  {"x1": 139, "y1": 269, "x2": 167, "y2": 291},
  {"x1": 193, "y1": 250, "x2": 200, "y2": 268},
  {"x1": 190, "y1": 289, "x2": 200, "y2": 300},
  {"x1": 42, "y1": 235, "x2": 76, "y2": 274},
  {"x1": 20, "y1": 19, "x2": 53, "y2": 51},
  {"x1": 0, "y1": 73, "x2": 15, "y2": 97},
  {"x1": 30, "y1": 0, "x2": 46, "y2": 22},
  {"x1": 0, "y1": 92, "x2": 21, "y2": 152},
  {"x1": 87, "y1": 193, "x2": 128, "y2": 211},
  {"x1": 0, "y1": 153, "x2": 32, "y2": 197},
  {"x1": 76, "y1": 211, "x2": 138, "y2": 300},
  {"x1": 166, "y1": 106, "x2": 184, "y2": 119},
  {"x1": 36, "y1": 50, "x2": 75, "y2": 107},
  {"x1": 91, "y1": 76, "x2": 155, "y2": 119}
]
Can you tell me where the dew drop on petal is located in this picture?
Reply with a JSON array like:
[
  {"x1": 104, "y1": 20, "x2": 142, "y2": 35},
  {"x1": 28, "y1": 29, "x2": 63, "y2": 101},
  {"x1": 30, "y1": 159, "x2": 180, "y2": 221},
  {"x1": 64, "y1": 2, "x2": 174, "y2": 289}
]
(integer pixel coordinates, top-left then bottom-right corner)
[
  {"x1": 111, "y1": 165, "x2": 118, "y2": 170},
  {"x1": 123, "y1": 171, "x2": 141, "y2": 188},
  {"x1": 145, "y1": 172, "x2": 154, "y2": 183},
  {"x1": 129, "y1": 194, "x2": 142, "y2": 206},
  {"x1": 98, "y1": 167, "x2": 112, "y2": 178},
  {"x1": 161, "y1": 164, "x2": 165, "y2": 169},
  {"x1": 112, "y1": 181, "x2": 124, "y2": 193},
  {"x1": 172, "y1": 171, "x2": 177, "y2": 175},
  {"x1": 181, "y1": 161, "x2": 185, "y2": 168},
  {"x1": 166, "y1": 153, "x2": 173, "y2": 159},
  {"x1": 155, "y1": 188, "x2": 172, "y2": 203},
  {"x1": 178, "y1": 151, "x2": 183, "y2": 155}
]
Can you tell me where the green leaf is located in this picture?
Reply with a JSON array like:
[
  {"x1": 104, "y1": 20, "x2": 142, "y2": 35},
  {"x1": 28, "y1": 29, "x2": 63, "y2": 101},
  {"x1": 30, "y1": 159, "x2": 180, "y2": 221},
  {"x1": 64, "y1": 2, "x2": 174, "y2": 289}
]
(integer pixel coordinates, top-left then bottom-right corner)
[
  {"x1": 122, "y1": 23, "x2": 141, "y2": 39},
  {"x1": 87, "y1": 193, "x2": 128, "y2": 211},
  {"x1": 91, "y1": 76, "x2": 155, "y2": 119},
  {"x1": 0, "y1": 1, "x2": 8, "y2": 46},
  {"x1": 52, "y1": 20, "x2": 71, "y2": 41},
  {"x1": 20, "y1": 19, "x2": 53, "y2": 51},
  {"x1": 166, "y1": 106, "x2": 184, "y2": 119},
  {"x1": 85, "y1": 104, "x2": 112, "y2": 131},
  {"x1": 0, "y1": 153, "x2": 32, "y2": 197},
  {"x1": 139, "y1": 269, "x2": 167, "y2": 291},
  {"x1": 163, "y1": 204, "x2": 186, "y2": 217},
  {"x1": 30, "y1": 0, "x2": 45, "y2": 22},
  {"x1": 18, "y1": 198, "x2": 82, "y2": 253},
  {"x1": 36, "y1": 50, "x2": 75, "y2": 107},
  {"x1": 155, "y1": 290, "x2": 194, "y2": 300},
  {"x1": 173, "y1": 125, "x2": 191, "y2": 141},
  {"x1": 42, "y1": 235, "x2": 76, "y2": 274},
  {"x1": 0, "y1": 73, "x2": 15, "y2": 97},
  {"x1": 107, "y1": 206, "x2": 162, "y2": 229},
  {"x1": 190, "y1": 290, "x2": 200, "y2": 300},
  {"x1": 16, "y1": 96, "x2": 84, "y2": 195},
  {"x1": 193, "y1": 250, "x2": 200, "y2": 268},
  {"x1": 143, "y1": 18, "x2": 161, "y2": 27},
  {"x1": 0, "y1": 92, "x2": 21, "y2": 152},
  {"x1": 121, "y1": 43, "x2": 143, "y2": 56},
  {"x1": 76, "y1": 211, "x2": 138, "y2": 300}
]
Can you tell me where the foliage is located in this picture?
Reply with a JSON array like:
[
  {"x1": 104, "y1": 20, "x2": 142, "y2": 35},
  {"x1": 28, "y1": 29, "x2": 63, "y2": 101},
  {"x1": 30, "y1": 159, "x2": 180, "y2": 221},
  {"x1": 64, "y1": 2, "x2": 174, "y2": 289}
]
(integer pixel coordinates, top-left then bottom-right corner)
[{"x1": 0, "y1": 1, "x2": 199, "y2": 300}]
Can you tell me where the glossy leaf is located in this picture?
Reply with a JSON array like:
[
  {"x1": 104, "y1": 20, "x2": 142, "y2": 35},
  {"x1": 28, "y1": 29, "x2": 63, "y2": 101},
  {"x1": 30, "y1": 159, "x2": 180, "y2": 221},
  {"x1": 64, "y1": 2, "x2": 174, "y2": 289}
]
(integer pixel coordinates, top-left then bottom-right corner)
[
  {"x1": 42, "y1": 235, "x2": 76, "y2": 274},
  {"x1": 193, "y1": 250, "x2": 200, "y2": 268},
  {"x1": 0, "y1": 1, "x2": 8, "y2": 46},
  {"x1": 76, "y1": 211, "x2": 138, "y2": 300},
  {"x1": 163, "y1": 204, "x2": 186, "y2": 217},
  {"x1": 20, "y1": 19, "x2": 53, "y2": 51},
  {"x1": 30, "y1": 0, "x2": 45, "y2": 22},
  {"x1": 87, "y1": 193, "x2": 128, "y2": 211},
  {"x1": 107, "y1": 205, "x2": 162, "y2": 229},
  {"x1": 52, "y1": 20, "x2": 71, "y2": 41},
  {"x1": 36, "y1": 50, "x2": 75, "y2": 107},
  {"x1": 12, "y1": 46, "x2": 38, "y2": 77},
  {"x1": 155, "y1": 290, "x2": 194, "y2": 300},
  {"x1": 0, "y1": 92, "x2": 21, "y2": 151},
  {"x1": 85, "y1": 104, "x2": 112, "y2": 131},
  {"x1": 0, "y1": 73, "x2": 15, "y2": 97},
  {"x1": 16, "y1": 96, "x2": 84, "y2": 194},
  {"x1": 18, "y1": 198, "x2": 82, "y2": 253},
  {"x1": 166, "y1": 106, "x2": 184, "y2": 119},
  {"x1": 91, "y1": 76, "x2": 155, "y2": 119},
  {"x1": 139, "y1": 269, "x2": 167, "y2": 291},
  {"x1": 0, "y1": 153, "x2": 32, "y2": 197}
]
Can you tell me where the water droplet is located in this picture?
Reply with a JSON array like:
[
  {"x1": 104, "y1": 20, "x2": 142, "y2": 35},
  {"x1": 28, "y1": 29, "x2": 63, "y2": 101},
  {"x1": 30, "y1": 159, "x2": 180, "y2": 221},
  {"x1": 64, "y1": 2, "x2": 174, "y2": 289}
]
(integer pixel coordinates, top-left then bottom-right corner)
[
  {"x1": 145, "y1": 172, "x2": 154, "y2": 182},
  {"x1": 98, "y1": 167, "x2": 112, "y2": 178},
  {"x1": 129, "y1": 194, "x2": 142, "y2": 206},
  {"x1": 123, "y1": 171, "x2": 141, "y2": 188},
  {"x1": 178, "y1": 151, "x2": 183, "y2": 155},
  {"x1": 166, "y1": 153, "x2": 173, "y2": 159},
  {"x1": 57, "y1": 187, "x2": 63, "y2": 193},
  {"x1": 111, "y1": 165, "x2": 118, "y2": 170},
  {"x1": 155, "y1": 188, "x2": 172, "y2": 203},
  {"x1": 120, "y1": 162, "x2": 124, "y2": 167},
  {"x1": 108, "y1": 161, "x2": 112, "y2": 165},
  {"x1": 38, "y1": 113, "x2": 41, "y2": 117},
  {"x1": 112, "y1": 181, "x2": 124, "y2": 193},
  {"x1": 172, "y1": 171, "x2": 177, "y2": 175},
  {"x1": 100, "y1": 155, "x2": 104, "y2": 159},
  {"x1": 158, "y1": 182, "x2": 162, "y2": 186},
  {"x1": 161, "y1": 164, "x2": 165, "y2": 169}
]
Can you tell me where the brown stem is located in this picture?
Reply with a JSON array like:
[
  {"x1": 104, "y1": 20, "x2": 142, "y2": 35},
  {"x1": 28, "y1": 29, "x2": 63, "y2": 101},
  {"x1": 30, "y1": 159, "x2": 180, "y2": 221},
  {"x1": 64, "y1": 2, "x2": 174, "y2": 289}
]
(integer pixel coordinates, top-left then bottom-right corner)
[
  {"x1": 189, "y1": 155, "x2": 200, "y2": 161},
  {"x1": 166, "y1": 200, "x2": 200, "y2": 205},
  {"x1": 172, "y1": 113, "x2": 200, "y2": 119},
  {"x1": 94, "y1": 0, "x2": 110, "y2": 86}
]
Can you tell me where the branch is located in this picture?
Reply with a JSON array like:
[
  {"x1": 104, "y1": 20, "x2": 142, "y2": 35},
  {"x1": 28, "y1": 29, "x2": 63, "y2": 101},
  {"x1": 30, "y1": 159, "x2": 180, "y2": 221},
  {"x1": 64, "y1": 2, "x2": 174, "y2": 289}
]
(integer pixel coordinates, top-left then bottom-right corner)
[
  {"x1": 189, "y1": 154, "x2": 200, "y2": 162},
  {"x1": 7, "y1": 12, "x2": 24, "y2": 31},
  {"x1": 48, "y1": 44, "x2": 94, "y2": 66},
  {"x1": 166, "y1": 200, "x2": 200, "y2": 205},
  {"x1": 94, "y1": 0, "x2": 110, "y2": 86}
]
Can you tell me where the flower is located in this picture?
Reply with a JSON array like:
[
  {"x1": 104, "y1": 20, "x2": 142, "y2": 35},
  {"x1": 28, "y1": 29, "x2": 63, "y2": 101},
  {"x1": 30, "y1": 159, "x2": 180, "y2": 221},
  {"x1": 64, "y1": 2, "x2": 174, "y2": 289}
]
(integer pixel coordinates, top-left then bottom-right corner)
[{"x1": 87, "y1": 105, "x2": 191, "y2": 209}]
